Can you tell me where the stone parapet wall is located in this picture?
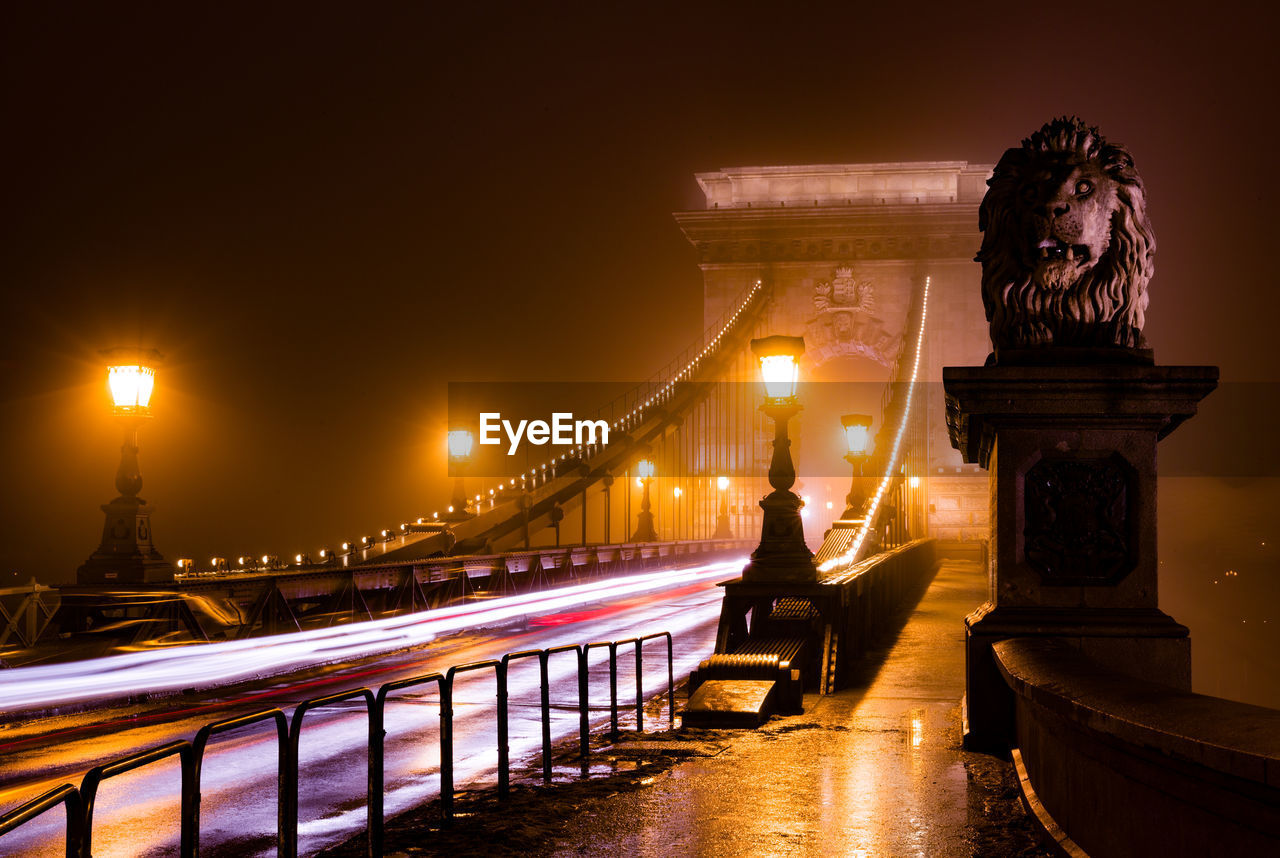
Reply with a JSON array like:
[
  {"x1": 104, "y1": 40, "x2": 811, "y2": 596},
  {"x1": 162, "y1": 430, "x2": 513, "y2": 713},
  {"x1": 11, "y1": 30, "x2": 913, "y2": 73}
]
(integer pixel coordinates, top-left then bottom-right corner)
[{"x1": 994, "y1": 638, "x2": 1280, "y2": 857}]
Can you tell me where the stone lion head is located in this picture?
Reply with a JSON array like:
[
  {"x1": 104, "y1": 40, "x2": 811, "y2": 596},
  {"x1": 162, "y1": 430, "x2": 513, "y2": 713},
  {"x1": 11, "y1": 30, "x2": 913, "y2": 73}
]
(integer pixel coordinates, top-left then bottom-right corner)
[{"x1": 976, "y1": 117, "x2": 1155, "y2": 351}]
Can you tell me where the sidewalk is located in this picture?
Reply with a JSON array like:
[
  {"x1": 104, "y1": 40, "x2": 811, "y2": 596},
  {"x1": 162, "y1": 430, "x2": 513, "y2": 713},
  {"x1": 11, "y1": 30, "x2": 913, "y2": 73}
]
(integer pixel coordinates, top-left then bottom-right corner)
[{"x1": 340, "y1": 560, "x2": 1051, "y2": 857}]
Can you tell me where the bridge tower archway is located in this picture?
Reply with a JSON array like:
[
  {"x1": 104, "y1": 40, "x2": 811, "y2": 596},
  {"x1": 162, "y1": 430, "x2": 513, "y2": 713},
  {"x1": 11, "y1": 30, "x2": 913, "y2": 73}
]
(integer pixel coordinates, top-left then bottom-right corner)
[{"x1": 674, "y1": 161, "x2": 996, "y2": 549}]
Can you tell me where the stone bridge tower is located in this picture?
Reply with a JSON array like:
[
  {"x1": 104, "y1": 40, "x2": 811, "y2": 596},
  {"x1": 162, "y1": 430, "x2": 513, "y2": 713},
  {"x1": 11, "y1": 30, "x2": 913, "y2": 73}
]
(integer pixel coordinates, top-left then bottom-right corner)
[{"x1": 674, "y1": 161, "x2": 993, "y2": 549}]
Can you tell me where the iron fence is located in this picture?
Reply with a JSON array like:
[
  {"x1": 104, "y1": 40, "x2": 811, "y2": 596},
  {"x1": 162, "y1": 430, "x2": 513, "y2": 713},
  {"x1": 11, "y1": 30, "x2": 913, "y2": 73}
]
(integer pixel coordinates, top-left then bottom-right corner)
[
  {"x1": 0, "y1": 783, "x2": 83, "y2": 858},
  {"x1": 191, "y1": 708, "x2": 290, "y2": 856},
  {"x1": 0, "y1": 631, "x2": 675, "y2": 858},
  {"x1": 80, "y1": 740, "x2": 194, "y2": 858}
]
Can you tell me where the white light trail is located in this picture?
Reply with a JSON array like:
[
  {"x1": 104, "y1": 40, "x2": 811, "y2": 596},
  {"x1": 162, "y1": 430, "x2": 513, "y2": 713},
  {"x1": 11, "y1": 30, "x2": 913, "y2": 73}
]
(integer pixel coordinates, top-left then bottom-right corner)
[{"x1": 0, "y1": 559, "x2": 745, "y2": 713}]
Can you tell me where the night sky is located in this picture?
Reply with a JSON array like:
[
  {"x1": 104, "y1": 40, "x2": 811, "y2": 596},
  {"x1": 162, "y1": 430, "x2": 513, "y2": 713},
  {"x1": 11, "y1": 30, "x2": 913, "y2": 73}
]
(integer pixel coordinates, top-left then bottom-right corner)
[{"x1": 2, "y1": 4, "x2": 1276, "y2": 699}]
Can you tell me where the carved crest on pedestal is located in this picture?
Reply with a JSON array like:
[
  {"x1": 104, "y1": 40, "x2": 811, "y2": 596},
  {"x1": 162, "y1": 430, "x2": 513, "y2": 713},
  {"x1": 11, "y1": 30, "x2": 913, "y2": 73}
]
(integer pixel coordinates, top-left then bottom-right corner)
[{"x1": 1023, "y1": 453, "x2": 1135, "y2": 585}]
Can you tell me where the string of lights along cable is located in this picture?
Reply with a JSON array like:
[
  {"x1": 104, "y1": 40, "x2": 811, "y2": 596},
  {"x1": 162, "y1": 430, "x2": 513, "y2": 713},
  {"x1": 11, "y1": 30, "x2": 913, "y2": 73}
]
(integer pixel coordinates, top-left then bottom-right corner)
[
  {"x1": 818, "y1": 275, "x2": 930, "y2": 574},
  {"x1": 177, "y1": 280, "x2": 768, "y2": 576}
]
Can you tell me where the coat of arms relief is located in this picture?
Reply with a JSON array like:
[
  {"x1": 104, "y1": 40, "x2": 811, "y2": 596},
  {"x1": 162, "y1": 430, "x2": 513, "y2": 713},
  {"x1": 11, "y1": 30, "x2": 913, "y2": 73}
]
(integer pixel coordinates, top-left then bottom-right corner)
[
  {"x1": 806, "y1": 267, "x2": 894, "y2": 366},
  {"x1": 814, "y1": 267, "x2": 875, "y2": 316}
]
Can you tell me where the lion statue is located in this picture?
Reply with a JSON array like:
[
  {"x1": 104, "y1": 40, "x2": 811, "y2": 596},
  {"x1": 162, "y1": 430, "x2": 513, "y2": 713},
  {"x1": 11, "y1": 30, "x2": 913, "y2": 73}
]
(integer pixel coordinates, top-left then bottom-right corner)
[{"x1": 976, "y1": 117, "x2": 1155, "y2": 352}]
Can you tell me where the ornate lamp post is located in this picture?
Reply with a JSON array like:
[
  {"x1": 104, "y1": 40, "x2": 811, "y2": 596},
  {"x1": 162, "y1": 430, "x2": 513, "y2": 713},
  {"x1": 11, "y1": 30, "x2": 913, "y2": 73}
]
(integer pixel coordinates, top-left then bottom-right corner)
[
  {"x1": 713, "y1": 475, "x2": 733, "y2": 538},
  {"x1": 743, "y1": 335, "x2": 816, "y2": 583},
  {"x1": 840, "y1": 413, "x2": 873, "y2": 520},
  {"x1": 631, "y1": 458, "x2": 658, "y2": 541},
  {"x1": 78, "y1": 349, "x2": 173, "y2": 584},
  {"x1": 443, "y1": 428, "x2": 475, "y2": 521}
]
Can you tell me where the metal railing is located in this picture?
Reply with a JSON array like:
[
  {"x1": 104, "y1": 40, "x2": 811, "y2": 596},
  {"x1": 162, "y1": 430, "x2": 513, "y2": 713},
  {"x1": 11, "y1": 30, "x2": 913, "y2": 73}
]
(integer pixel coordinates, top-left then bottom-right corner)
[
  {"x1": 177, "y1": 536, "x2": 748, "y2": 582},
  {"x1": 0, "y1": 783, "x2": 83, "y2": 858},
  {"x1": 0, "y1": 631, "x2": 676, "y2": 858},
  {"x1": 80, "y1": 741, "x2": 195, "y2": 858},
  {"x1": 0, "y1": 578, "x2": 61, "y2": 648},
  {"x1": 192, "y1": 708, "x2": 290, "y2": 856}
]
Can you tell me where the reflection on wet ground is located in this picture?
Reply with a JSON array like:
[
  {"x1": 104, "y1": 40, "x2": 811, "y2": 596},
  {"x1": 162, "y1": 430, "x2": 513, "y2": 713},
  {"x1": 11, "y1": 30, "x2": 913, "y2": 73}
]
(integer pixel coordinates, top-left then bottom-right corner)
[{"x1": 338, "y1": 561, "x2": 1052, "y2": 857}]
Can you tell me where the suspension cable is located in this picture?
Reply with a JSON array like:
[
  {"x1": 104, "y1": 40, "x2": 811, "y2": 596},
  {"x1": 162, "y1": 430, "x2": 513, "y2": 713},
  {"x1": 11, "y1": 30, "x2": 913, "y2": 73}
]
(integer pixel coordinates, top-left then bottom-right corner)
[{"x1": 817, "y1": 275, "x2": 931, "y2": 574}]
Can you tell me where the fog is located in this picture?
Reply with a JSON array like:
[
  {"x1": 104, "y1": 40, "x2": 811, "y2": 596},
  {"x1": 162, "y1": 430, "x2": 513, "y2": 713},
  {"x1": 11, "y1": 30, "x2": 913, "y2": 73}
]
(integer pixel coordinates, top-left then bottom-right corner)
[{"x1": 1, "y1": 2, "x2": 1276, "y2": 704}]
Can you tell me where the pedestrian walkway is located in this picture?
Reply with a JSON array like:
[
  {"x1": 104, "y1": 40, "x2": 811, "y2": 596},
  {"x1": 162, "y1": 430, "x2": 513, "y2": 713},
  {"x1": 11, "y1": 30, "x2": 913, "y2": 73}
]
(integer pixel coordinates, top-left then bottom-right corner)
[
  {"x1": 546, "y1": 559, "x2": 1047, "y2": 856},
  {"x1": 348, "y1": 559, "x2": 1050, "y2": 857}
]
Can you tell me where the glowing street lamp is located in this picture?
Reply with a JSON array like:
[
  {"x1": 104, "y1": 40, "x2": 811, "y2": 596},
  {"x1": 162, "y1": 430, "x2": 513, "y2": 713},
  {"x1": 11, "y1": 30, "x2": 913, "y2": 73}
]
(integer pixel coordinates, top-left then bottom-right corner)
[
  {"x1": 107, "y1": 364, "x2": 156, "y2": 414},
  {"x1": 77, "y1": 349, "x2": 173, "y2": 584},
  {"x1": 631, "y1": 458, "x2": 657, "y2": 541},
  {"x1": 842, "y1": 413, "x2": 872, "y2": 459},
  {"x1": 713, "y1": 474, "x2": 733, "y2": 538},
  {"x1": 443, "y1": 428, "x2": 475, "y2": 521},
  {"x1": 447, "y1": 428, "x2": 474, "y2": 460},
  {"x1": 840, "y1": 413, "x2": 874, "y2": 520},
  {"x1": 744, "y1": 335, "x2": 816, "y2": 583},
  {"x1": 758, "y1": 353, "x2": 800, "y2": 401}
]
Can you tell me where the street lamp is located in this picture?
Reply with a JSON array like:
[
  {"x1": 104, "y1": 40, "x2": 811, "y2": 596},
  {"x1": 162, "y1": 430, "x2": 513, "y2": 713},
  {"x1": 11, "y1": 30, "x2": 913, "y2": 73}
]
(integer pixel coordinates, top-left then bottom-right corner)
[
  {"x1": 443, "y1": 428, "x2": 475, "y2": 521},
  {"x1": 713, "y1": 475, "x2": 733, "y2": 538},
  {"x1": 77, "y1": 349, "x2": 173, "y2": 584},
  {"x1": 744, "y1": 335, "x2": 815, "y2": 583},
  {"x1": 631, "y1": 458, "x2": 657, "y2": 541},
  {"x1": 840, "y1": 413, "x2": 873, "y2": 520}
]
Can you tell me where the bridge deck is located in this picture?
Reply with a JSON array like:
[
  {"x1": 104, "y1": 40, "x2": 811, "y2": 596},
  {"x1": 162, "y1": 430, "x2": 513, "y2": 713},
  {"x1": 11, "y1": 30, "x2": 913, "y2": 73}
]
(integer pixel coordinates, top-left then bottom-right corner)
[{"x1": 543, "y1": 559, "x2": 1049, "y2": 855}]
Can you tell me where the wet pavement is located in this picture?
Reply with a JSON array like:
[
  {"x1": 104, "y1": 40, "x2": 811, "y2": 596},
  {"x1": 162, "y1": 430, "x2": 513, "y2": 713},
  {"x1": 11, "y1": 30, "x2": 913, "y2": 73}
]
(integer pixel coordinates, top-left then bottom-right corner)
[
  {"x1": 351, "y1": 560, "x2": 1053, "y2": 857},
  {"x1": 0, "y1": 566, "x2": 740, "y2": 857}
]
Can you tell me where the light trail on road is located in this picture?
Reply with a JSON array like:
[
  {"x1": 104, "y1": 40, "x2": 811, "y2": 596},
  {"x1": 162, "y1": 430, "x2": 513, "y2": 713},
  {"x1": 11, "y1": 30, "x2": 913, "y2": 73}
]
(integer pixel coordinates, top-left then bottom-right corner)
[
  {"x1": 0, "y1": 560, "x2": 741, "y2": 714},
  {"x1": 0, "y1": 557, "x2": 743, "y2": 857}
]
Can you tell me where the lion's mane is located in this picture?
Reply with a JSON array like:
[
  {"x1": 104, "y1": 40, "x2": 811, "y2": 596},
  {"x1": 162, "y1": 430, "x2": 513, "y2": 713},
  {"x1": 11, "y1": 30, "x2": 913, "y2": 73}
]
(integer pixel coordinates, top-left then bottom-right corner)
[{"x1": 976, "y1": 117, "x2": 1156, "y2": 351}]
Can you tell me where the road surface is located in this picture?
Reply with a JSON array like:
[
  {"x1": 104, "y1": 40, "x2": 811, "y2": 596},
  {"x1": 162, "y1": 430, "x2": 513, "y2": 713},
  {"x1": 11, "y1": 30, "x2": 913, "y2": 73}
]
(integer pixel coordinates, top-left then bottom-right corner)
[{"x1": 0, "y1": 559, "x2": 743, "y2": 856}]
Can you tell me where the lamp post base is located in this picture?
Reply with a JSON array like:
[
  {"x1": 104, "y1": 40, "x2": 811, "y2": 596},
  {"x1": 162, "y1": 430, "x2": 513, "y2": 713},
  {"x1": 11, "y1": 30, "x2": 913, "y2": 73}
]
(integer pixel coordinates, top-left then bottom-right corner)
[
  {"x1": 742, "y1": 489, "x2": 816, "y2": 583},
  {"x1": 631, "y1": 510, "x2": 658, "y2": 542},
  {"x1": 77, "y1": 497, "x2": 173, "y2": 585}
]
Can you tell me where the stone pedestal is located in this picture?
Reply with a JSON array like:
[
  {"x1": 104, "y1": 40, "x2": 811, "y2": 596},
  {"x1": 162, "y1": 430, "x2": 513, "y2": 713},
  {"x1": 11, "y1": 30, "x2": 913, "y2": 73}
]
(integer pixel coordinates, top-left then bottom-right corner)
[
  {"x1": 741, "y1": 487, "x2": 817, "y2": 583},
  {"x1": 943, "y1": 359, "x2": 1217, "y2": 749},
  {"x1": 77, "y1": 496, "x2": 174, "y2": 584}
]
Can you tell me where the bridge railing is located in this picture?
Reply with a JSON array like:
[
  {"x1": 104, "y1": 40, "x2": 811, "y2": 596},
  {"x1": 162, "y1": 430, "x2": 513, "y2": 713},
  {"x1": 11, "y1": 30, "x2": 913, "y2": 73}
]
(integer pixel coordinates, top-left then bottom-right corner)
[
  {"x1": 0, "y1": 631, "x2": 677, "y2": 858},
  {"x1": 0, "y1": 578, "x2": 60, "y2": 648},
  {"x1": 37, "y1": 538, "x2": 751, "y2": 646},
  {"x1": 176, "y1": 536, "x2": 749, "y2": 584}
]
